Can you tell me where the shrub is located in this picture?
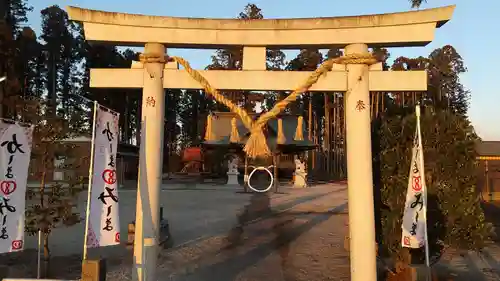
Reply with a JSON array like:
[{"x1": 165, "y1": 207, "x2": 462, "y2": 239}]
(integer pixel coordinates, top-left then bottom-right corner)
[{"x1": 373, "y1": 107, "x2": 492, "y2": 265}]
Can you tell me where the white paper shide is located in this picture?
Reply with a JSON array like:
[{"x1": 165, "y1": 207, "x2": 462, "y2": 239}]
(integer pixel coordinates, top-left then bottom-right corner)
[
  {"x1": 401, "y1": 128, "x2": 427, "y2": 248},
  {"x1": 0, "y1": 122, "x2": 33, "y2": 253},
  {"x1": 87, "y1": 107, "x2": 121, "y2": 247}
]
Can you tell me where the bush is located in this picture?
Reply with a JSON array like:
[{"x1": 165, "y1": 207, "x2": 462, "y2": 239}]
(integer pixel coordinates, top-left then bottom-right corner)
[{"x1": 373, "y1": 107, "x2": 492, "y2": 265}]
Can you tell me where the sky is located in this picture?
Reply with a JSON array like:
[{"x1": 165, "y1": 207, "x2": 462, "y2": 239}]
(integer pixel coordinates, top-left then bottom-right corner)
[{"x1": 27, "y1": 0, "x2": 498, "y2": 140}]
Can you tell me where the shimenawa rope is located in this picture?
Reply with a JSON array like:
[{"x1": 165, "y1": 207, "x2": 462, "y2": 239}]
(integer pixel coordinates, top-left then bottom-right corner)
[{"x1": 139, "y1": 53, "x2": 378, "y2": 159}]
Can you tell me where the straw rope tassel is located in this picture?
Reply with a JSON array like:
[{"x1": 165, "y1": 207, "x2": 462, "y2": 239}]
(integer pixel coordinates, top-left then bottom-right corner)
[
  {"x1": 277, "y1": 118, "x2": 286, "y2": 145},
  {"x1": 204, "y1": 114, "x2": 214, "y2": 141},
  {"x1": 230, "y1": 117, "x2": 240, "y2": 143},
  {"x1": 144, "y1": 54, "x2": 379, "y2": 159},
  {"x1": 294, "y1": 116, "x2": 304, "y2": 141}
]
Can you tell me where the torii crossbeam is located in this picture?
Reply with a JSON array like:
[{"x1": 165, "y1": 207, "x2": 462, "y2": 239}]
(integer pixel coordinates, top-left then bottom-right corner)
[{"x1": 68, "y1": 5, "x2": 454, "y2": 281}]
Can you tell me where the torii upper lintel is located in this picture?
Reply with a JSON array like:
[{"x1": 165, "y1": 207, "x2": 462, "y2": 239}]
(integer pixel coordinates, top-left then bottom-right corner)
[{"x1": 67, "y1": 5, "x2": 455, "y2": 48}]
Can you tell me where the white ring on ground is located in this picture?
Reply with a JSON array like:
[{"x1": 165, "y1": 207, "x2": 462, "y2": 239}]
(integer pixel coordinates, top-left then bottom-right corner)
[{"x1": 247, "y1": 166, "x2": 274, "y2": 193}]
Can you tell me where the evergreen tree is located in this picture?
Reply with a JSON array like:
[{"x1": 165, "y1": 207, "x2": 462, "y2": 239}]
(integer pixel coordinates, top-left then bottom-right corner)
[
  {"x1": 391, "y1": 45, "x2": 469, "y2": 115},
  {"x1": 40, "y1": 5, "x2": 72, "y2": 111},
  {"x1": 373, "y1": 107, "x2": 490, "y2": 274},
  {"x1": 83, "y1": 43, "x2": 141, "y2": 139},
  {"x1": 0, "y1": 0, "x2": 33, "y2": 117},
  {"x1": 410, "y1": 0, "x2": 426, "y2": 8},
  {"x1": 206, "y1": 3, "x2": 286, "y2": 112},
  {"x1": 428, "y1": 45, "x2": 469, "y2": 116},
  {"x1": 15, "y1": 27, "x2": 38, "y2": 98},
  {"x1": 38, "y1": 5, "x2": 88, "y2": 134}
]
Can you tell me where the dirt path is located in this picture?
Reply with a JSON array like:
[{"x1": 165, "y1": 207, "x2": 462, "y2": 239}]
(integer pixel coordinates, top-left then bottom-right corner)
[
  {"x1": 4, "y1": 183, "x2": 499, "y2": 281},
  {"x1": 1, "y1": 184, "x2": 349, "y2": 280}
]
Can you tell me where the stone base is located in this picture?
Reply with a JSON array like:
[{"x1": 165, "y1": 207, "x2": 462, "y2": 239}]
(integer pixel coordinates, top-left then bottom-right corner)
[
  {"x1": 81, "y1": 259, "x2": 106, "y2": 281},
  {"x1": 127, "y1": 219, "x2": 172, "y2": 249},
  {"x1": 293, "y1": 172, "x2": 307, "y2": 188},
  {"x1": 0, "y1": 265, "x2": 9, "y2": 280},
  {"x1": 127, "y1": 207, "x2": 172, "y2": 249},
  {"x1": 227, "y1": 173, "x2": 240, "y2": 186}
]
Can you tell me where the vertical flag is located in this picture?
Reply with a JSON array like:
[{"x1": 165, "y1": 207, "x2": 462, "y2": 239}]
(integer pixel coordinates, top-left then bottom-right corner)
[
  {"x1": 401, "y1": 105, "x2": 429, "y2": 255},
  {"x1": 0, "y1": 121, "x2": 34, "y2": 253},
  {"x1": 86, "y1": 104, "x2": 121, "y2": 248}
]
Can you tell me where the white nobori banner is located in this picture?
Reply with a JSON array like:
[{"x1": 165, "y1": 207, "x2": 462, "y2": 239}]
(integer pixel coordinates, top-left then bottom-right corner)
[
  {"x1": 86, "y1": 106, "x2": 121, "y2": 248},
  {"x1": 401, "y1": 127, "x2": 428, "y2": 249},
  {"x1": 0, "y1": 122, "x2": 33, "y2": 253}
]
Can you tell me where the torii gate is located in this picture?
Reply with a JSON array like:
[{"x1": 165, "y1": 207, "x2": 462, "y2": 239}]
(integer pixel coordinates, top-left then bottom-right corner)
[{"x1": 68, "y1": 5, "x2": 455, "y2": 281}]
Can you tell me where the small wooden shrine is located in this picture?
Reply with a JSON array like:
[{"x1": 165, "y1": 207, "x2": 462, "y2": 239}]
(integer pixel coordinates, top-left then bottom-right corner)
[
  {"x1": 202, "y1": 112, "x2": 317, "y2": 191},
  {"x1": 477, "y1": 141, "x2": 500, "y2": 201}
]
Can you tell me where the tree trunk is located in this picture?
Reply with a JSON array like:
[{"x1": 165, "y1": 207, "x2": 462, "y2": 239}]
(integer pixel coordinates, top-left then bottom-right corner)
[
  {"x1": 308, "y1": 93, "x2": 312, "y2": 177},
  {"x1": 136, "y1": 95, "x2": 142, "y2": 146},
  {"x1": 191, "y1": 91, "x2": 199, "y2": 143},
  {"x1": 39, "y1": 169, "x2": 51, "y2": 278},
  {"x1": 42, "y1": 232, "x2": 50, "y2": 278},
  {"x1": 123, "y1": 94, "x2": 129, "y2": 143},
  {"x1": 333, "y1": 93, "x2": 338, "y2": 179},
  {"x1": 62, "y1": 58, "x2": 71, "y2": 117},
  {"x1": 324, "y1": 93, "x2": 331, "y2": 176},
  {"x1": 48, "y1": 52, "x2": 57, "y2": 117}
]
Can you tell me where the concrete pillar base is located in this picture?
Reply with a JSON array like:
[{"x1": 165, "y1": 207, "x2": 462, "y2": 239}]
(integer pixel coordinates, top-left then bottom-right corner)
[
  {"x1": 0, "y1": 265, "x2": 9, "y2": 280},
  {"x1": 226, "y1": 172, "x2": 240, "y2": 186},
  {"x1": 81, "y1": 259, "x2": 106, "y2": 281},
  {"x1": 293, "y1": 172, "x2": 307, "y2": 188}
]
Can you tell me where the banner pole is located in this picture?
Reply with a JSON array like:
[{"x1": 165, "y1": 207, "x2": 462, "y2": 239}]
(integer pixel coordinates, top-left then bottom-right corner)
[
  {"x1": 83, "y1": 101, "x2": 98, "y2": 261},
  {"x1": 416, "y1": 104, "x2": 431, "y2": 278},
  {"x1": 36, "y1": 229, "x2": 41, "y2": 278}
]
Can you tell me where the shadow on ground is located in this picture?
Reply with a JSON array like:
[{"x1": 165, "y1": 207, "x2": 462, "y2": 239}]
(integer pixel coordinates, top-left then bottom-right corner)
[{"x1": 0, "y1": 185, "x2": 348, "y2": 281}]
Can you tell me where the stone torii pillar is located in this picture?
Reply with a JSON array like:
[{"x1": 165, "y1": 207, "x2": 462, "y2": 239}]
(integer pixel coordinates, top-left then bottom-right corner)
[
  {"x1": 344, "y1": 43, "x2": 377, "y2": 277},
  {"x1": 67, "y1": 5, "x2": 455, "y2": 281},
  {"x1": 132, "y1": 43, "x2": 166, "y2": 281}
]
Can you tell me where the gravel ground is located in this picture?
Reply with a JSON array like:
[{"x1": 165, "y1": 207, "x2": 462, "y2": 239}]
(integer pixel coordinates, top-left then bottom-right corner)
[
  {"x1": 1, "y1": 184, "x2": 349, "y2": 281},
  {"x1": 2, "y1": 184, "x2": 500, "y2": 281}
]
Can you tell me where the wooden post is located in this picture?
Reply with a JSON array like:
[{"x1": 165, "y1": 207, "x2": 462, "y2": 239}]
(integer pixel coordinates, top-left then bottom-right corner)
[
  {"x1": 244, "y1": 156, "x2": 249, "y2": 193},
  {"x1": 274, "y1": 154, "x2": 279, "y2": 193},
  {"x1": 485, "y1": 160, "x2": 490, "y2": 201}
]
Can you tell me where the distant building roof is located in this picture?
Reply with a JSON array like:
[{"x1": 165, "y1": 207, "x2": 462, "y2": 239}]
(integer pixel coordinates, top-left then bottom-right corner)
[
  {"x1": 477, "y1": 141, "x2": 500, "y2": 157},
  {"x1": 203, "y1": 112, "x2": 316, "y2": 153},
  {"x1": 59, "y1": 136, "x2": 91, "y2": 142}
]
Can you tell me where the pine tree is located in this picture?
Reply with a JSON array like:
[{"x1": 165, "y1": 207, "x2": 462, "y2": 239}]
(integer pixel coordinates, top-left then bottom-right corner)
[
  {"x1": 427, "y1": 45, "x2": 469, "y2": 116},
  {"x1": 206, "y1": 3, "x2": 286, "y2": 112},
  {"x1": 410, "y1": 0, "x2": 426, "y2": 8},
  {"x1": 0, "y1": 0, "x2": 33, "y2": 118},
  {"x1": 391, "y1": 45, "x2": 469, "y2": 115}
]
